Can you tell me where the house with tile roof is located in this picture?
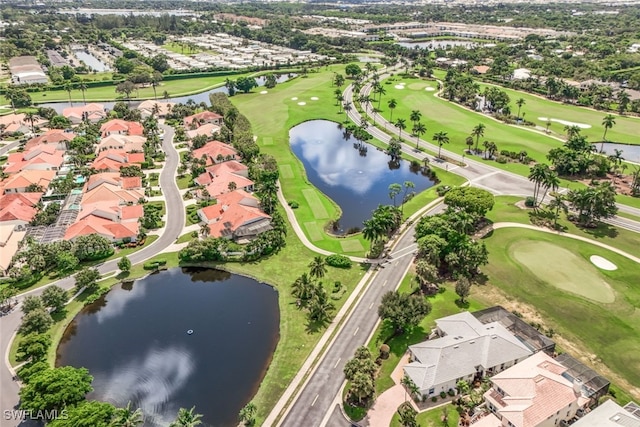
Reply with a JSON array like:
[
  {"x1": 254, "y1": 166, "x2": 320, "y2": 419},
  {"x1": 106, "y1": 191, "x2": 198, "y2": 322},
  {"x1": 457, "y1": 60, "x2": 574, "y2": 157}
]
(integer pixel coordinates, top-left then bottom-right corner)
[
  {"x1": 91, "y1": 150, "x2": 145, "y2": 172},
  {"x1": 62, "y1": 103, "x2": 106, "y2": 124},
  {"x1": 404, "y1": 311, "x2": 533, "y2": 398},
  {"x1": 183, "y1": 111, "x2": 223, "y2": 128},
  {"x1": 203, "y1": 171, "x2": 254, "y2": 199},
  {"x1": 23, "y1": 129, "x2": 75, "y2": 151},
  {"x1": 95, "y1": 134, "x2": 146, "y2": 153},
  {"x1": 197, "y1": 190, "x2": 271, "y2": 241},
  {"x1": 0, "y1": 192, "x2": 43, "y2": 225},
  {"x1": 100, "y1": 119, "x2": 144, "y2": 137},
  {"x1": 4, "y1": 145, "x2": 65, "y2": 174},
  {"x1": 0, "y1": 113, "x2": 45, "y2": 135},
  {"x1": 0, "y1": 224, "x2": 27, "y2": 274},
  {"x1": 192, "y1": 140, "x2": 238, "y2": 166},
  {"x1": 81, "y1": 181, "x2": 144, "y2": 206},
  {"x1": 481, "y1": 352, "x2": 591, "y2": 427},
  {"x1": 186, "y1": 123, "x2": 221, "y2": 140},
  {"x1": 138, "y1": 100, "x2": 175, "y2": 119},
  {"x1": 85, "y1": 172, "x2": 142, "y2": 192},
  {"x1": 572, "y1": 400, "x2": 640, "y2": 427},
  {"x1": 64, "y1": 215, "x2": 139, "y2": 242},
  {"x1": 2, "y1": 170, "x2": 56, "y2": 194}
]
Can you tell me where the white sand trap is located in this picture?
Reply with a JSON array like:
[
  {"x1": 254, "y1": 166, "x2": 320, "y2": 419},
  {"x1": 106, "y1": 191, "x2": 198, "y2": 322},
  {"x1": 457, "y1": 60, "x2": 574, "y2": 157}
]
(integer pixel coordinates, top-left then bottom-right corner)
[
  {"x1": 538, "y1": 117, "x2": 592, "y2": 129},
  {"x1": 297, "y1": 102, "x2": 306, "y2": 106},
  {"x1": 394, "y1": 85, "x2": 405, "y2": 89},
  {"x1": 425, "y1": 87, "x2": 435, "y2": 91},
  {"x1": 310, "y1": 96, "x2": 319, "y2": 101},
  {"x1": 291, "y1": 97, "x2": 298, "y2": 101},
  {"x1": 260, "y1": 90, "x2": 268, "y2": 94},
  {"x1": 590, "y1": 255, "x2": 617, "y2": 271}
]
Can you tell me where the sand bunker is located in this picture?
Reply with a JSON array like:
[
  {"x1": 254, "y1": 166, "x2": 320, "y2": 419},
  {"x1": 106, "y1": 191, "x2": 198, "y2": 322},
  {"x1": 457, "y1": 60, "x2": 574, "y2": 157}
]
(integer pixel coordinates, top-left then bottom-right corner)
[
  {"x1": 538, "y1": 117, "x2": 592, "y2": 129},
  {"x1": 291, "y1": 97, "x2": 298, "y2": 101},
  {"x1": 425, "y1": 87, "x2": 436, "y2": 91},
  {"x1": 260, "y1": 90, "x2": 268, "y2": 94},
  {"x1": 297, "y1": 102, "x2": 306, "y2": 106},
  {"x1": 310, "y1": 97, "x2": 319, "y2": 101},
  {"x1": 590, "y1": 255, "x2": 618, "y2": 271},
  {"x1": 394, "y1": 85, "x2": 405, "y2": 89}
]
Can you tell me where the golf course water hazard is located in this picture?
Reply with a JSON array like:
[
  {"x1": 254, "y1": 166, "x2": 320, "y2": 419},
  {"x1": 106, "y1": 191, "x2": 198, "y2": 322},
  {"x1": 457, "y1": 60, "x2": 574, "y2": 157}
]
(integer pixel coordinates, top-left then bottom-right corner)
[
  {"x1": 56, "y1": 268, "x2": 279, "y2": 426},
  {"x1": 290, "y1": 119, "x2": 435, "y2": 234}
]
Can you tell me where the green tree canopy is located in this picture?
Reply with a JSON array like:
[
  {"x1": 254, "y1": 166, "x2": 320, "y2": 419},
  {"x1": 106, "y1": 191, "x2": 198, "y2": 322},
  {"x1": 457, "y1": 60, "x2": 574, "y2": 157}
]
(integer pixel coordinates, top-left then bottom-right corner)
[
  {"x1": 378, "y1": 291, "x2": 431, "y2": 333},
  {"x1": 444, "y1": 186, "x2": 495, "y2": 217},
  {"x1": 20, "y1": 366, "x2": 93, "y2": 412}
]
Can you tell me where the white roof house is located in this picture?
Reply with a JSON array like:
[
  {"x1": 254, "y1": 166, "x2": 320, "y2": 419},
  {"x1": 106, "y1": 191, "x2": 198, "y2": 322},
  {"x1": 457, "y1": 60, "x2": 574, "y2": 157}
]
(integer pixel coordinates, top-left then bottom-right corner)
[
  {"x1": 404, "y1": 311, "x2": 533, "y2": 397},
  {"x1": 572, "y1": 400, "x2": 640, "y2": 427},
  {"x1": 512, "y1": 68, "x2": 532, "y2": 80}
]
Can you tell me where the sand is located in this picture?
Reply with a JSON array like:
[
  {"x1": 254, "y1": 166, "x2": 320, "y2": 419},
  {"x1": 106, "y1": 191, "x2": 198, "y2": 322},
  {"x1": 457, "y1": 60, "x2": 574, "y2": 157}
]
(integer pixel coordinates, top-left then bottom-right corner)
[
  {"x1": 590, "y1": 255, "x2": 618, "y2": 271},
  {"x1": 310, "y1": 97, "x2": 319, "y2": 101},
  {"x1": 260, "y1": 90, "x2": 268, "y2": 94},
  {"x1": 538, "y1": 117, "x2": 592, "y2": 129},
  {"x1": 394, "y1": 85, "x2": 405, "y2": 89},
  {"x1": 291, "y1": 97, "x2": 298, "y2": 101},
  {"x1": 425, "y1": 87, "x2": 435, "y2": 92},
  {"x1": 297, "y1": 102, "x2": 306, "y2": 106}
]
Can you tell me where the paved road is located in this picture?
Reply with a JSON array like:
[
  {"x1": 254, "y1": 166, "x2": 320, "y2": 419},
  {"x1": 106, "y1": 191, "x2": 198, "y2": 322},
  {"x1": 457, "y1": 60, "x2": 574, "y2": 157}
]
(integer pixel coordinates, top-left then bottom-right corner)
[
  {"x1": 280, "y1": 213, "x2": 425, "y2": 426},
  {"x1": 0, "y1": 124, "x2": 184, "y2": 427},
  {"x1": 0, "y1": 141, "x2": 20, "y2": 156}
]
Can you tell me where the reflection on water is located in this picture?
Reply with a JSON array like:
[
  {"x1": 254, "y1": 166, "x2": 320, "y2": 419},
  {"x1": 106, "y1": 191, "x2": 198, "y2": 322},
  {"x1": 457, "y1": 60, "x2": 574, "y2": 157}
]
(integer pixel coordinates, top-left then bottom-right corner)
[
  {"x1": 289, "y1": 120, "x2": 435, "y2": 233},
  {"x1": 600, "y1": 142, "x2": 640, "y2": 163},
  {"x1": 56, "y1": 268, "x2": 280, "y2": 427}
]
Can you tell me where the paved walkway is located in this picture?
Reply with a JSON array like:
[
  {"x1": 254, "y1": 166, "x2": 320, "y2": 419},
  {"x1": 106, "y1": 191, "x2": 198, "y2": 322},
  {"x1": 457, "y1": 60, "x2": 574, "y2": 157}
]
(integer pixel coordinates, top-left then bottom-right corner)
[
  {"x1": 365, "y1": 353, "x2": 416, "y2": 427},
  {"x1": 492, "y1": 222, "x2": 640, "y2": 263}
]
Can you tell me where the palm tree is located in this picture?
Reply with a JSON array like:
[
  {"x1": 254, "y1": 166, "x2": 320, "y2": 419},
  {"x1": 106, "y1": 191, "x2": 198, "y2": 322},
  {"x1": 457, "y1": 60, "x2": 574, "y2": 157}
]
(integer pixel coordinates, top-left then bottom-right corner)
[
  {"x1": 412, "y1": 122, "x2": 426, "y2": 150},
  {"x1": 395, "y1": 118, "x2": 406, "y2": 139},
  {"x1": 515, "y1": 97, "x2": 526, "y2": 120},
  {"x1": 374, "y1": 85, "x2": 386, "y2": 110},
  {"x1": 400, "y1": 181, "x2": 415, "y2": 216},
  {"x1": 308, "y1": 285, "x2": 335, "y2": 324},
  {"x1": 308, "y1": 256, "x2": 327, "y2": 279},
  {"x1": 433, "y1": 131, "x2": 449, "y2": 159},
  {"x1": 169, "y1": 407, "x2": 203, "y2": 427},
  {"x1": 24, "y1": 112, "x2": 37, "y2": 133},
  {"x1": 238, "y1": 402, "x2": 257, "y2": 427},
  {"x1": 110, "y1": 402, "x2": 144, "y2": 427},
  {"x1": 401, "y1": 375, "x2": 420, "y2": 402},
  {"x1": 409, "y1": 109, "x2": 422, "y2": 127},
  {"x1": 601, "y1": 114, "x2": 616, "y2": 152},
  {"x1": 78, "y1": 81, "x2": 88, "y2": 105},
  {"x1": 388, "y1": 183, "x2": 402, "y2": 206},
  {"x1": 343, "y1": 101, "x2": 352, "y2": 118},
  {"x1": 292, "y1": 273, "x2": 314, "y2": 305},
  {"x1": 564, "y1": 125, "x2": 581, "y2": 140},
  {"x1": 63, "y1": 82, "x2": 74, "y2": 106},
  {"x1": 151, "y1": 71, "x2": 163, "y2": 100},
  {"x1": 387, "y1": 98, "x2": 398, "y2": 122},
  {"x1": 465, "y1": 136, "x2": 474, "y2": 153},
  {"x1": 545, "y1": 119, "x2": 552, "y2": 133},
  {"x1": 471, "y1": 123, "x2": 485, "y2": 154},
  {"x1": 362, "y1": 217, "x2": 385, "y2": 243},
  {"x1": 548, "y1": 193, "x2": 568, "y2": 228}
]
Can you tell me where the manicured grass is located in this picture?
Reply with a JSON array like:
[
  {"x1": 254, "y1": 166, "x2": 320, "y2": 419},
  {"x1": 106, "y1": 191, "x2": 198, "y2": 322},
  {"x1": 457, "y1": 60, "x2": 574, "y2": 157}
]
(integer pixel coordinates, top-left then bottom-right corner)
[
  {"x1": 177, "y1": 232, "x2": 196, "y2": 243},
  {"x1": 480, "y1": 228, "x2": 640, "y2": 398},
  {"x1": 99, "y1": 235, "x2": 159, "y2": 263},
  {"x1": 477, "y1": 82, "x2": 640, "y2": 145},
  {"x1": 176, "y1": 174, "x2": 193, "y2": 189},
  {"x1": 390, "y1": 403, "x2": 460, "y2": 427},
  {"x1": 487, "y1": 195, "x2": 640, "y2": 257},
  {"x1": 163, "y1": 41, "x2": 202, "y2": 55},
  {"x1": 367, "y1": 273, "x2": 484, "y2": 396}
]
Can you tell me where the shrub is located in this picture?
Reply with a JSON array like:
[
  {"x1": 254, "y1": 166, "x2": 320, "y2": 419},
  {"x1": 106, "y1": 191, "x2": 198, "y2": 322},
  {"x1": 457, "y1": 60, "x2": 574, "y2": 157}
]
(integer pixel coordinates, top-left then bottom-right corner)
[
  {"x1": 155, "y1": 259, "x2": 167, "y2": 266},
  {"x1": 288, "y1": 200, "x2": 299, "y2": 209},
  {"x1": 496, "y1": 156, "x2": 508, "y2": 164},
  {"x1": 440, "y1": 391, "x2": 447, "y2": 399},
  {"x1": 431, "y1": 396, "x2": 438, "y2": 402},
  {"x1": 448, "y1": 389, "x2": 456, "y2": 396},
  {"x1": 326, "y1": 254, "x2": 352, "y2": 268},
  {"x1": 143, "y1": 262, "x2": 160, "y2": 270},
  {"x1": 379, "y1": 344, "x2": 390, "y2": 359},
  {"x1": 525, "y1": 196, "x2": 536, "y2": 207},
  {"x1": 435, "y1": 185, "x2": 451, "y2": 196}
]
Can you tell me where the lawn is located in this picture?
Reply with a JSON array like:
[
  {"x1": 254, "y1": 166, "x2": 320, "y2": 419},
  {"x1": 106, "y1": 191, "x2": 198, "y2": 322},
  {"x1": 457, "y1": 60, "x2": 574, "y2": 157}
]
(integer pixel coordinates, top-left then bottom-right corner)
[
  {"x1": 390, "y1": 403, "x2": 460, "y2": 427},
  {"x1": 480, "y1": 228, "x2": 640, "y2": 399},
  {"x1": 231, "y1": 65, "x2": 464, "y2": 256},
  {"x1": 477, "y1": 82, "x2": 640, "y2": 145}
]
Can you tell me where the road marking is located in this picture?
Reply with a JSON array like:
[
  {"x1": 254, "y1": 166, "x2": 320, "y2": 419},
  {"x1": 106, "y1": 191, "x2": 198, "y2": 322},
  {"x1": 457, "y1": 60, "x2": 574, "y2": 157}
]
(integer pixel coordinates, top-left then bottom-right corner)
[
  {"x1": 382, "y1": 279, "x2": 388, "y2": 287},
  {"x1": 353, "y1": 327, "x2": 359, "y2": 336},
  {"x1": 334, "y1": 358, "x2": 341, "y2": 369},
  {"x1": 311, "y1": 394, "x2": 319, "y2": 406},
  {"x1": 369, "y1": 302, "x2": 374, "y2": 310}
]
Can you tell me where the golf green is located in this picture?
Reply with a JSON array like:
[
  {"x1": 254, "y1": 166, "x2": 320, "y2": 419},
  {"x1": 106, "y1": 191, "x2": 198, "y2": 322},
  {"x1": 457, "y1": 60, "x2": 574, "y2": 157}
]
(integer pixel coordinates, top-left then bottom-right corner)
[{"x1": 510, "y1": 241, "x2": 615, "y2": 303}]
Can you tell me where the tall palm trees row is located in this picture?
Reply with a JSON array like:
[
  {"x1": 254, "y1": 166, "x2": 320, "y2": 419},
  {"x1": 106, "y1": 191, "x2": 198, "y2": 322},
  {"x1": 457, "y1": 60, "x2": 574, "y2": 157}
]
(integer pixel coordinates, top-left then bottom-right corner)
[
  {"x1": 528, "y1": 163, "x2": 560, "y2": 209},
  {"x1": 110, "y1": 402, "x2": 203, "y2": 427}
]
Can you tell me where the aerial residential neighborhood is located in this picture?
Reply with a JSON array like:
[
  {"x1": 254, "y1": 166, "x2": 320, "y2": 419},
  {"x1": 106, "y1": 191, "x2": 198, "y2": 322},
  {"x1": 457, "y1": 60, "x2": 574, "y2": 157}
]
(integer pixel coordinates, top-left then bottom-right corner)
[{"x1": 0, "y1": 1, "x2": 639, "y2": 427}]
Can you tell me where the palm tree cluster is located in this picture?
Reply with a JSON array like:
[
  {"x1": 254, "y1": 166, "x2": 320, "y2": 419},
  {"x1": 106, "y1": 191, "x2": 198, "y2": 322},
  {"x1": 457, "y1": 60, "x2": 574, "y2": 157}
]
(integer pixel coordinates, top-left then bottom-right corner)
[
  {"x1": 528, "y1": 163, "x2": 560, "y2": 209},
  {"x1": 343, "y1": 347, "x2": 377, "y2": 406},
  {"x1": 110, "y1": 402, "x2": 203, "y2": 427},
  {"x1": 362, "y1": 205, "x2": 402, "y2": 245},
  {"x1": 567, "y1": 181, "x2": 618, "y2": 226},
  {"x1": 291, "y1": 256, "x2": 335, "y2": 326}
]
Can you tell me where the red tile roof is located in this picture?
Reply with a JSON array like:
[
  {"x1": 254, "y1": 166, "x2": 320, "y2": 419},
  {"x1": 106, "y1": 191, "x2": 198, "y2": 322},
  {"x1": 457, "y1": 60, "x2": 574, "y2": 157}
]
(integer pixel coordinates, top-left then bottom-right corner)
[
  {"x1": 0, "y1": 192, "x2": 42, "y2": 222},
  {"x1": 2, "y1": 170, "x2": 55, "y2": 192},
  {"x1": 64, "y1": 215, "x2": 139, "y2": 241},
  {"x1": 183, "y1": 111, "x2": 223, "y2": 127},
  {"x1": 100, "y1": 119, "x2": 144, "y2": 137},
  {"x1": 23, "y1": 129, "x2": 75, "y2": 151},
  {"x1": 192, "y1": 141, "x2": 237, "y2": 166},
  {"x1": 200, "y1": 202, "x2": 270, "y2": 238}
]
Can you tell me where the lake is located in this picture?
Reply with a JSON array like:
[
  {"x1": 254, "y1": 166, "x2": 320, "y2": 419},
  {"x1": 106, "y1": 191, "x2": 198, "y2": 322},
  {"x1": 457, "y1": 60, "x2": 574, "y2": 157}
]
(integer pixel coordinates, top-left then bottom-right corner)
[
  {"x1": 36, "y1": 74, "x2": 295, "y2": 113},
  {"x1": 289, "y1": 120, "x2": 435, "y2": 234},
  {"x1": 600, "y1": 142, "x2": 640, "y2": 164},
  {"x1": 56, "y1": 268, "x2": 280, "y2": 427},
  {"x1": 74, "y1": 50, "x2": 110, "y2": 72}
]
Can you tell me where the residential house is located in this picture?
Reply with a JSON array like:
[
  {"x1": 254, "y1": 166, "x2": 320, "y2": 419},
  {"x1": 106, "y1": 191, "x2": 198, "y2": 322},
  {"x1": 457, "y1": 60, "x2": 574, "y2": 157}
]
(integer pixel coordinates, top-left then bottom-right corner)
[
  {"x1": 186, "y1": 123, "x2": 221, "y2": 140},
  {"x1": 0, "y1": 224, "x2": 27, "y2": 274},
  {"x1": 95, "y1": 134, "x2": 146, "y2": 153},
  {"x1": 137, "y1": 100, "x2": 175, "y2": 118},
  {"x1": 195, "y1": 160, "x2": 253, "y2": 198},
  {"x1": 23, "y1": 129, "x2": 75, "y2": 151},
  {"x1": 404, "y1": 311, "x2": 533, "y2": 398},
  {"x1": 191, "y1": 140, "x2": 238, "y2": 166},
  {"x1": 1, "y1": 170, "x2": 56, "y2": 194},
  {"x1": 91, "y1": 150, "x2": 145, "y2": 172},
  {"x1": 512, "y1": 68, "x2": 532, "y2": 80},
  {"x1": 472, "y1": 65, "x2": 491, "y2": 75},
  {"x1": 0, "y1": 113, "x2": 44, "y2": 135},
  {"x1": 183, "y1": 111, "x2": 223, "y2": 128},
  {"x1": 85, "y1": 172, "x2": 142, "y2": 192},
  {"x1": 62, "y1": 103, "x2": 106, "y2": 124},
  {"x1": 64, "y1": 214, "x2": 140, "y2": 242},
  {"x1": 100, "y1": 119, "x2": 144, "y2": 137},
  {"x1": 0, "y1": 192, "x2": 43, "y2": 225},
  {"x1": 572, "y1": 400, "x2": 640, "y2": 427},
  {"x1": 197, "y1": 190, "x2": 271, "y2": 241},
  {"x1": 482, "y1": 352, "x2": 592, "y2": 427},
  {"x1": 81, "y1": 181, "x2": 144, "y2": 207},
  {"x1": 3, "y1": 145, "x2": 65, "y2": 174}
]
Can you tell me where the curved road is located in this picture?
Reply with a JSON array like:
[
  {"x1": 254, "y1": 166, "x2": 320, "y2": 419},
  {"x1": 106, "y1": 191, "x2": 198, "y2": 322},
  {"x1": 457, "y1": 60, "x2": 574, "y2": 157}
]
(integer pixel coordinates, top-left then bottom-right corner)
[{"x1": 0, "y1": 124, "x2": 184, "y2": 427}]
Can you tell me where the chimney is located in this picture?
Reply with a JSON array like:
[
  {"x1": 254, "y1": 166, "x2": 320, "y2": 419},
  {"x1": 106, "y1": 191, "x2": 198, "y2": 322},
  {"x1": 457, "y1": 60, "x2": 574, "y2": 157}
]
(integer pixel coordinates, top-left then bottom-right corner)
[{"x1": 573, "y1": 379, "x2": 583, "y2": 395}]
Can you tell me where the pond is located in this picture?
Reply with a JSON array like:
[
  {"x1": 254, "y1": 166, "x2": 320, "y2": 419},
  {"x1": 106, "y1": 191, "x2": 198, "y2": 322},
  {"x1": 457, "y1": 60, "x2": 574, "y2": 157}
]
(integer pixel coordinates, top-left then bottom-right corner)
[
  {"x1": 36, "y1": 73, "x2": 295, "y2": 113},
  {"x1": 289, "y1": 120, "x2": 435, "y2": 234},
  {"x1": 600, "y1": 142, "x2": 640, "y2": 164},
  {"x1": 56, "y1": 268, "x2": 280, "y2": 427},
  {"x1": 74, "y1": 50, "x2": 110, "y2": 72}
]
